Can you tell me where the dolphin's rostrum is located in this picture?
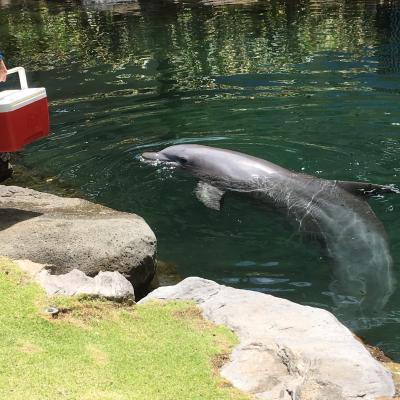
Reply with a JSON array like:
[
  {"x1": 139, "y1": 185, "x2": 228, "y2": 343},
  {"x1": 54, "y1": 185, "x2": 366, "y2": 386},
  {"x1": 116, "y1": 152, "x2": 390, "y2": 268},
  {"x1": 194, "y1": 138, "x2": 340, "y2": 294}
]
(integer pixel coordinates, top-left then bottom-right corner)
[{"x1": 142, "y1": 144, "x2": 397, "y2": 314}]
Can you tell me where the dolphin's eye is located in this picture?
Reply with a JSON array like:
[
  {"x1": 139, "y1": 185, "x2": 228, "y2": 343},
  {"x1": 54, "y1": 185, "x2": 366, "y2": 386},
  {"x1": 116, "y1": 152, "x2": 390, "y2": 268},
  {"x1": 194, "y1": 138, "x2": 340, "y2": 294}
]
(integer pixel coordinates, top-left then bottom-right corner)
[{"x1": 178, "y1": 157, "x2": 188, "y2": 164}]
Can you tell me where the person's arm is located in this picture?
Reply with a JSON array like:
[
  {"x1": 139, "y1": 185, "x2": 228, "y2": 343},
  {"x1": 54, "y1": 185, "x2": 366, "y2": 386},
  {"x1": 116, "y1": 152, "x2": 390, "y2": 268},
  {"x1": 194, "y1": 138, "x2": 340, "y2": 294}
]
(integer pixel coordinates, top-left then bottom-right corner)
[{"x1": 0, "y1": 52, "x2": 7, "y2": 82}]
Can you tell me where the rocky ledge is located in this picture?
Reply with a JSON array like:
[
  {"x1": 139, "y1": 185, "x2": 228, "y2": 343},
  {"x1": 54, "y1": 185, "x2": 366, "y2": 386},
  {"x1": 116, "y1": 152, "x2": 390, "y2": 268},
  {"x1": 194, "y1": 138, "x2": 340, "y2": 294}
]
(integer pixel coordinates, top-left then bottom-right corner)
[
  {"x1": 140, "y1": 277, "x2": 395, "y2": 400},
  {"x1": 0, "y1": 185, "x2": 156, "y2": 291}
]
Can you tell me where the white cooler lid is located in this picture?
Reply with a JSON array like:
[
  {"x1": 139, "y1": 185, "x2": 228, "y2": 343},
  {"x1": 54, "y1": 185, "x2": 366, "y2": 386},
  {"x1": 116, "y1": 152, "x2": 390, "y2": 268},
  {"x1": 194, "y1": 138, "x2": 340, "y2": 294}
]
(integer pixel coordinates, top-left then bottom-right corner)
[{"x1": 0, "y1": 88, "x2": 47, "y2": 113}]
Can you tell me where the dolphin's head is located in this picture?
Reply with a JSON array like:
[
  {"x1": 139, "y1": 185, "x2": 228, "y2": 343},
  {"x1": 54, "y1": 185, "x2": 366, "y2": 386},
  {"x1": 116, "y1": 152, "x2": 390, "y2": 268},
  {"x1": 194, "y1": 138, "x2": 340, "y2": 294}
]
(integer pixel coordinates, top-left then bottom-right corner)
[
  {"x1": 141, "y1": 144, "x2": 249, "y2": 187},
  {"x1": 141, "y1": 144, "x2": 195, "y2": 169},
  {"x1": 141, "y1": 144, "x2": 232, "y2": 178}
]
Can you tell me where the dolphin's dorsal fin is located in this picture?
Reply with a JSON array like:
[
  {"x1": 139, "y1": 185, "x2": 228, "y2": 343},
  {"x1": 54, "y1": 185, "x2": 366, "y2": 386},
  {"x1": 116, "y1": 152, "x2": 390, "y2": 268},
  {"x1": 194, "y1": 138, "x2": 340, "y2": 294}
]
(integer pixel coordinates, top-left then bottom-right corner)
[
  {"x1": 336, "y1": 180, "x2": 399, "y2": 197},
  {"x1": 195, "y1": 182, "x2": 225, "y2": 210}
]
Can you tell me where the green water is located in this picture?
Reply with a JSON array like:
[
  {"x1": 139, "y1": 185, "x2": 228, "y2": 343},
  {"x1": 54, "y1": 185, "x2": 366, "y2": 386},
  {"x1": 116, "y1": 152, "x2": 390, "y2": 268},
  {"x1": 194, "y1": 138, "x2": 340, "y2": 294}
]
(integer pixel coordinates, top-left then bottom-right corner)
[{"x1": 1, "y1": 0, "x2": 400, "y2": 359}]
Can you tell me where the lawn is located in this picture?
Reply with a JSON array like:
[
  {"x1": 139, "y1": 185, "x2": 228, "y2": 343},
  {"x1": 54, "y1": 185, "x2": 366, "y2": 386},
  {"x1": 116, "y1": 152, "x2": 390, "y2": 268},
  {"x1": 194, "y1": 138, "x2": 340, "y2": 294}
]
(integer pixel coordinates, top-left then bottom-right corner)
[{"x1": 0, "y1": 258, "x2": 250, "y2": 400}]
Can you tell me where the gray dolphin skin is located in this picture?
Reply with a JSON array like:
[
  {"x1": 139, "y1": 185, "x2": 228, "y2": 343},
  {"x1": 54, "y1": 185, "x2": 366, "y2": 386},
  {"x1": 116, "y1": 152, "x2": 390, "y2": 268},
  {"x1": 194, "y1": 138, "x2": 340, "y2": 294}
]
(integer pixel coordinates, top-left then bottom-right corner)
[{"x1": 141, "y1": 144, "x2": 397, "y2": 314}]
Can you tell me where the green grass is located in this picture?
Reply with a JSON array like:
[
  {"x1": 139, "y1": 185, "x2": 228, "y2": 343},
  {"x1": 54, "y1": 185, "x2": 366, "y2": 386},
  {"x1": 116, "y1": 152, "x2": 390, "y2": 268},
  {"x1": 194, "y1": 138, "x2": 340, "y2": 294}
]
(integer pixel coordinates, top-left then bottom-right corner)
[{"x1": 0, "y1": 258, "x2": 250, "y2": 400}]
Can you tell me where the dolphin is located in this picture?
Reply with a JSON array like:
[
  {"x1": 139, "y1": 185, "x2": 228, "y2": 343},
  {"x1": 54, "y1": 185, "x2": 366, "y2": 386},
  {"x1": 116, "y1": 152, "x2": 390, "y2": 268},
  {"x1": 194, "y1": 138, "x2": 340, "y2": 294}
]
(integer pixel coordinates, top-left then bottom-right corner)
[{"x1": 141, "y1": 144, "x2": 397, "y2": 313}]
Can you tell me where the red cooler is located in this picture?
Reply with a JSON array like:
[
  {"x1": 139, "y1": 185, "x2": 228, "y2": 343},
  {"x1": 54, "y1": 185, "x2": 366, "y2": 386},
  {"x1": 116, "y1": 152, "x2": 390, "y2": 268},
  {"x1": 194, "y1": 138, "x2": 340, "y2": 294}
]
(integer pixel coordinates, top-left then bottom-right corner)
[{"x1": 0, "y1": 67, "x2": 49, "y2": 152}]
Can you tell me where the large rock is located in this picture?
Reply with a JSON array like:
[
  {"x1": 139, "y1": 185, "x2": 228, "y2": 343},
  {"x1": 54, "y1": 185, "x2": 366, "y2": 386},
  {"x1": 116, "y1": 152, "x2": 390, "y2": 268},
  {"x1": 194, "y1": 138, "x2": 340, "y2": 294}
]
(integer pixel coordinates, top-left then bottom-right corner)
[
  {"x1": 0, "y1": 185, "x2": 156, "y2": 289},
  {"x1": 140, "y1": 277, "x2": 395, "y2": 400}
]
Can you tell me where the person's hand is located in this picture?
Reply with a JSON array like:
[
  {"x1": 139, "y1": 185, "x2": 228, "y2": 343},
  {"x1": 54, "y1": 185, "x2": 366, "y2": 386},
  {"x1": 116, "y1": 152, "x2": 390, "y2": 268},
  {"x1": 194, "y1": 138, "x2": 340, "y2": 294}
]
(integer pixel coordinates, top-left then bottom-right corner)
[{"x1": 0, "y1": 60, "x2": 7, "y2": 82}]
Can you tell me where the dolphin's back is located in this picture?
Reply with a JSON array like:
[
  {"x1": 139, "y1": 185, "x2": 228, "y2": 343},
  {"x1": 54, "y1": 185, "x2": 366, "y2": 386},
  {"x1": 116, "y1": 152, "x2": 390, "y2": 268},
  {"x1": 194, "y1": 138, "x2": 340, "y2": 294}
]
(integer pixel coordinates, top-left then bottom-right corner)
[{"x1": 173, "y1": 144, "x2": 292, "y2": 180}]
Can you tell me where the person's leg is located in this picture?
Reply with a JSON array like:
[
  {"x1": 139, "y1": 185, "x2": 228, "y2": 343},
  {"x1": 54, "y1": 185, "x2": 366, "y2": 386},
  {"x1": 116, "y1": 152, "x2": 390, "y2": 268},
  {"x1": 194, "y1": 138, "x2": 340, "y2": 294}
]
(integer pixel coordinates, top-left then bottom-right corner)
[{"x1": 0, "y1": 152, "x2": 12, "y2": 182}]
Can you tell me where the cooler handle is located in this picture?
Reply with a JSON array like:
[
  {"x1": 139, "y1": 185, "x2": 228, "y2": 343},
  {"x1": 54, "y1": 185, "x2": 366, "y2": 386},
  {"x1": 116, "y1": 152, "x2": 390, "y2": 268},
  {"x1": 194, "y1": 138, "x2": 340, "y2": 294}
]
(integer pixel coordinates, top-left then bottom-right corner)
[{"x1": 6, "y1": 67, "x2": 28, "y2": 90}]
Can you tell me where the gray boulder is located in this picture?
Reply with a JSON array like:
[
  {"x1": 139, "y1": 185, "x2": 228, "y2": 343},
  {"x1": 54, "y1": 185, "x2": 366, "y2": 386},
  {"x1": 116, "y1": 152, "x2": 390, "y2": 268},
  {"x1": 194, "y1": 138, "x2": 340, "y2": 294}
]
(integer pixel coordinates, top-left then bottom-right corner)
[
  {"x1": 37, "y1": 268, "x2": 134, "y2": 301},
  {"x1": 140, "y1": 277, "x2": 395, "y2": 400},
  {"x1": 15, "y1": 260, "x2": 134, "y2": 301},
  {"x1": 0, "y1": 185, "x2": 156, "y2": 289}
]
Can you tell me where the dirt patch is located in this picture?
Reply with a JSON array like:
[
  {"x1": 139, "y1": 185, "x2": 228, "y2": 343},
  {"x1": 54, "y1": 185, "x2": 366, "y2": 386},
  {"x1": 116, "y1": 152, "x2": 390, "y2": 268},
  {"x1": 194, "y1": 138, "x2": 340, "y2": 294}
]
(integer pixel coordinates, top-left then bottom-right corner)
[
  {"x1": 87, "y1": 344, "x2": 109, "y2": 366},
  {"x1": 40, "y1": 297, "x2": 136, "y2": 328},
  {"x1": 18, "y1": 340, "x2": 43, "y2": 355},
  {"x1": 171, "y1": 305, "x2": 212, "y2": 331}
]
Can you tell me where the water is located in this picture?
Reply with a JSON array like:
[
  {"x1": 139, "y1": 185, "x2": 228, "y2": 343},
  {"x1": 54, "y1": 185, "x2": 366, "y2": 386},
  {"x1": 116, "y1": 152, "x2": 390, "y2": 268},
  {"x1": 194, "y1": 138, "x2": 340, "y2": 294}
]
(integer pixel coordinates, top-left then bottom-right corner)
[{"x1": 1, "y1": 0, "x2": 400, "y2": 359}]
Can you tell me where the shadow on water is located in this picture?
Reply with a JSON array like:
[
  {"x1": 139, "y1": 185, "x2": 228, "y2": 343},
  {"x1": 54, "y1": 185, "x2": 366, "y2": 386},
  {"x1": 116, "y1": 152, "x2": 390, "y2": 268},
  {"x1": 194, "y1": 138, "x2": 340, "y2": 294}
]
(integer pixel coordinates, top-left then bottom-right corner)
[{"x1": 1, "y1": 0, "x2": 400, "y2": 359}]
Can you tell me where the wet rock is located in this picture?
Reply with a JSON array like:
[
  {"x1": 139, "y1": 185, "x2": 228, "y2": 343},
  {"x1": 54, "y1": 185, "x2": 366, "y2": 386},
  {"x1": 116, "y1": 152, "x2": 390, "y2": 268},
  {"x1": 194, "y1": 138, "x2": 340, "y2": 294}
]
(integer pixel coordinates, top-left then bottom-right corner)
[
  {"x1": 140, "y1": 277, "x2": 395, "y2": 400},
  {"x1": 137, "y1": 260, "x2": 182, "y2": 300},
  {"x1": 0, "y1": 185, "x2": 156, "y2": 289},
  {"x1": 6, "y1": 155, "x2": 82, "y2": 198},
  {"x1": 382, "y1": 362, "x2": 400, "y2": 398},
  {"x1": 150, "y1": 260, "x2": 182, "y2": 287}
]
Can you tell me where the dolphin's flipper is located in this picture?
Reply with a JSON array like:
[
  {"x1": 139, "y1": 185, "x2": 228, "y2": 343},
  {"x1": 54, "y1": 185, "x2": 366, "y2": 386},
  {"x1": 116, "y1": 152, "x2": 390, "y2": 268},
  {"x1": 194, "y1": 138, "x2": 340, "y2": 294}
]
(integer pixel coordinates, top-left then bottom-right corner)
[
  {"x1": 195, "y1": 182, "x2": 225, "y2": 210},
  {"x1": 336, "y1": 180, "x2": 400, "y2": 197}
]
